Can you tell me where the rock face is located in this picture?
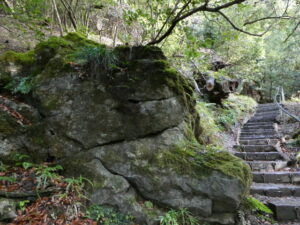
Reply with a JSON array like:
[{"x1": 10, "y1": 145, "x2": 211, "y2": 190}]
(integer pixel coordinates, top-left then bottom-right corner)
[{"x1": 0, "y1": 33, "x2": 251, "y2": 224}]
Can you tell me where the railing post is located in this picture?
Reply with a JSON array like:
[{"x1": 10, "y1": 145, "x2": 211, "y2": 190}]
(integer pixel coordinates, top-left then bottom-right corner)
[{"x1": 281, "y1": 87, "x2": 285, "y2": 103}]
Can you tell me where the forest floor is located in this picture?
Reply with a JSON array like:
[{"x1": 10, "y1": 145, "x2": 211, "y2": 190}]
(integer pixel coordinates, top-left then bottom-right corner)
[{"x1": 0, "y1": 162, "x2": 98, "y2": 224}]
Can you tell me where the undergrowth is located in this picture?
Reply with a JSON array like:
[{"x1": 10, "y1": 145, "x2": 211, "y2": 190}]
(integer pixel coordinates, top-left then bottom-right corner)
[
  {"x1": 159, "y1": 208, "x2": 205, "y2": 225},
  {"x1": 73, "y1": 45, "x2": 119, "y2": 75},
  {"x1": 243, "y1": 197, "x2": 273, "y2": 214},
  {"x1": 196, "y1": 94, "x2": 256, "y2": 146},
  {"x1": 85, "y1": 205, "x2": 134, "y2": 225},
  {"x1": 0, "y1": 154, "x2": 137, "y2": 224}
]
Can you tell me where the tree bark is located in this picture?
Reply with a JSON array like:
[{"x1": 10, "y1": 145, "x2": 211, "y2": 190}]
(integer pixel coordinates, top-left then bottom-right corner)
[{"x1": 51, "y1": 0, "x2": 64, "y2": 36}]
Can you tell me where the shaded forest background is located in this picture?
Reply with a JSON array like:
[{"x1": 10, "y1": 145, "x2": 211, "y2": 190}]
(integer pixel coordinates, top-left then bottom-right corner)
[{"x1": 0, "y1": 0, "x2": 300, "y2": 100}]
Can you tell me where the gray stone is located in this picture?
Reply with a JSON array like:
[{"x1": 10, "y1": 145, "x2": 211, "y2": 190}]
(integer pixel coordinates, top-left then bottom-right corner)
[
  {"x1": 0, "y1": 198, "x2": 17, "y2": 221},
  {"x1": 0, "y1": 40, "x2": 251, "y2": 224}
]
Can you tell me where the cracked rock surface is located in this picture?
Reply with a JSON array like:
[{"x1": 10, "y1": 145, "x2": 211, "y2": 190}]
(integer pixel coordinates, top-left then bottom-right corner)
[{"x1": 0, "y1": 34, "x2": 251, "y2": 224}]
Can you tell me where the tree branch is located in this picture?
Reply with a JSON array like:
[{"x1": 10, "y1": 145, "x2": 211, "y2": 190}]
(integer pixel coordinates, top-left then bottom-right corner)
[
  {"x1": 218, "y1": 11, "x2": 263, "y2": 37},
  {"x1": 147, "y1": 0, "x2": 246, "y2": 45},
  {"x1": 244, "y1": 16, "x2": 291, "y2": 26},
  {"x1": 244, "y1": 0, "x2": 291, "y2": 26},
  {"x1": 284, "y1": 20, "x2": 300, "y2": 42},
  {"x1": 153, "y1": 0, "x2": 182, "y2": 41}
]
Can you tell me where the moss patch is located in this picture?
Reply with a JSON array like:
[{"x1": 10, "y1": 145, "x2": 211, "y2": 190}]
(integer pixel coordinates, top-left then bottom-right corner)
[
  {"x1": 0, "y1": 50, "x2": 35, "y2": 67},
  {"x1": 159, "y1": 142, "x2": 252, "y2": 187}
]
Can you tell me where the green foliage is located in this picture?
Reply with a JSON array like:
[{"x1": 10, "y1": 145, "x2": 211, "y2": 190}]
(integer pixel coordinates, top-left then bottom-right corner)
[
  {"x1": 35, "y1": 164, "x2": 63, "y2": 189},
  {"x1": 5, "y1": 77, "x2": 33, "y2": 94},
  {"x1": 0, "y1": 176, "x2": 17, "y2": 183},
  {"x1": 160, "y1": 140, "x2": 252, "y2": 187},
  {"x1": 196, "y1": 102, "x2": 222, "y2": 145},
  {"x1": 17, "y1": 200, "x2": 30, "y2": 211},
  {"x1": 195, "y1": 94, "x2": 256, "y2": 145},
  {"x1": 1, "y1": 50, "x2": 35, "y2": 67},
  {"x1": 144, "y1": 201, "x2": 154, "y2": 209},
  {"x1": 0, "y1": 161, "x2": 8, "y2": 172},
  {"x1": 218, "y1": 94, "x2": 257, "y2": 130},
  {"x1": 74, "y1": 45, "x2": 119, "y2": 74},
  {"x1": 10, "y1": 153, "x2": 30, "y2": 167},
  {"x1": 243, "y1": 197, "x2": 273, "y2": 214},
  {"x1": 63, "y1": 176, "x2": 93, "y2": 196},
  {"x1": 159, "y1": 208, "x2": 201, "y2": 225},
  {"x1": 85, "y1": 205, "x2": 134, "y2": 225}
]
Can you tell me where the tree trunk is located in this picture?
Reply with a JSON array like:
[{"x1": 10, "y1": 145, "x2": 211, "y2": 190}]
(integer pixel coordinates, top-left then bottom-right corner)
[{"x1": 51, "y1": 0, "x2": 64, "y2": 36}]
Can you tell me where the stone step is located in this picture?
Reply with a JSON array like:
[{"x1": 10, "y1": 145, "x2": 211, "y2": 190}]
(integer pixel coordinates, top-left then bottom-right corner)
[
  {"x1": 252, "y1": 172, "x2": 300, "y2": 184},
  {"x1": 248, "y1": 116, "x2": 278, "y2": 122},
  {"x1": 239, "y1": 135, "x2": 279, "y2": 140},
  {"x1": 255, "y1": 109, "x2": 279, "y2": 114},
  {"x1": 234, "y1": 145, "x2": 277, "y2": 152},
  {"x1": 245, "y1": 121, "x2": 275, "y2": 125},
  {"x1": 254, "y1": 111, "x2": 279, "y2": 116},
  {"x1": 239, "y1": 139, "x2": 279, "y2": 145},
  {"x1": 243, "y1": 123, "x2": 275, "y2": 128},
  {"x1": 266, "y1": 197, "x2": 300, "y2": 221},
  {"x1": 235, "y1": 152, "x2": 283, "y2": 161},
  {"x1": 251, "y1": 183, "x2": 300, "y2": 197},
  {"x1": 257, "y1": 103, "x2": 278, "y2": 107},
  {"x1": 256, "y1": 104, "x2": 278, "y2": 109},
  {"x1": 247, "y1": 161, "x2": 287, "y2": 171},
  {"x1": 252, "y1": 111, "x2": 280, "y2": 118},
  {"x1": 240, "y1": 128, "x2": 275, "y2": 133},
  {"x1": 242, "y1": 126, "x2": 275, "y2": 131},
  {"x1": 256, "y1": 106, "x2": 279, "y2": 111},
  {"x1": 240, "y1": 131, "x2": 277, "y2": 136}
]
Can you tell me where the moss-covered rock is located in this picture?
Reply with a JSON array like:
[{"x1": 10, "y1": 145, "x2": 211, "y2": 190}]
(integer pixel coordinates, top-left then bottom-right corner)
[{"x1": 0, "y1": 34, "x2": 252, "y2": 224}]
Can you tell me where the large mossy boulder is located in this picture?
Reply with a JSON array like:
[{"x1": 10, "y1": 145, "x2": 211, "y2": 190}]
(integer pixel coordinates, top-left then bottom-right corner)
[{"x1": 0, "y1": 33, "x2": 251, "y2": 224}]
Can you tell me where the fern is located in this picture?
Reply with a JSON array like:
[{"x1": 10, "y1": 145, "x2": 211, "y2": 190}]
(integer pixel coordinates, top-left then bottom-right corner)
[
  {"x1": 160, "y1": 208, "x2": 203, "y2": 225},
  {"x1": 244, "y1": 197, "x2": 273, "y2": 214}
]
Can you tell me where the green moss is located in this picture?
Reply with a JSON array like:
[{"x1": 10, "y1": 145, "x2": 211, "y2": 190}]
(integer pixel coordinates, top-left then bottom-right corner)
[
  {"x1": 158, "y1": 141, "x2": 252, "y2": 187},
  {"x1": 0, "y1": 50, "x2": 35, "y2": 67},
  {"x1": 114, "y1": 45, "x2": 166, "y2": 61},
  {"x1": 34, "y1": 36, "x2": 72, "y2": 65},
  {"x1": 64, "y1": 32, "x2": 98, "y2": 46},
  {"x1": 155, "y1": 60, "x2": 194, "y2": 101},
  {"x1": 0, "y1": 73, "x2": 13, "y2": 87}
]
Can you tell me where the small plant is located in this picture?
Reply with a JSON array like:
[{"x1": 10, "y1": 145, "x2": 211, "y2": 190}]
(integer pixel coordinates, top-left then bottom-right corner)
[
  {"x1": 22, "y1": 162, "x2": 35, "y2": 170},
  {"x1": 10, "y1": 153, "x2": 30, "y2": 167},
  {"x1": 18, "y1": 200, "x2": 30, "y2": 211},
  {"x1": 144, "y1": 201, "x2": 154, "y2": 209},
  {"x1": 5, "y1": 77, "x2": 33, "y2": 94},
  {"x1": 0, "y1": 161, "x2": 8, "y2": 172},
  {"x1": 74, "y1": 45, "x2": 119, "y2": 75},
  {"x1": 85, "y1": 205, "x2": 133, "y2": 225},
  {"x1": 63, "y1": 175, "x2": 93, "y2": 197},
  {"x1": 35, "y1": 164, "x2": 63, "y2": 189},
  {"x1": 243, "y1": 197, "x2": 273, "y2": 214},
  {"x1": 159, "y1": 208, "x2": 200, "y2": 225}
]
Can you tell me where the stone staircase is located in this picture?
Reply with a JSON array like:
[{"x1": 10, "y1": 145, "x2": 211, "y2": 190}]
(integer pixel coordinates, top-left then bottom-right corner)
[{"x1": 234, "y1": 103, "x2": 300, "y2": 222}]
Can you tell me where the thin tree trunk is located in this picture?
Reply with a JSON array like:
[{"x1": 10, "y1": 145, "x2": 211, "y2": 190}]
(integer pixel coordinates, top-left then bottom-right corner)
[
  {"x1": 3, "y1": 0, "x2": 15, "y2": 13},
  {"x1": 60, "y1": 0, "x2": 77, "y2": 30},
  {"x1": 51, "y1": 0, "x2": 64, "y2": 36},
  {"x1": 113, "y1": 25, "x2": 119, "y2": 47}
]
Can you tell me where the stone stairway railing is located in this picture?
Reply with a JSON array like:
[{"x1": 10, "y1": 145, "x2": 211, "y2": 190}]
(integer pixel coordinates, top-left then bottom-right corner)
[{"x1": 234, "y1": 103, "x2": 300, "y2": 222}]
